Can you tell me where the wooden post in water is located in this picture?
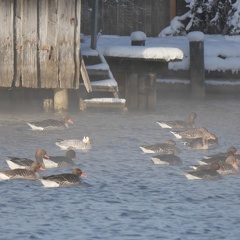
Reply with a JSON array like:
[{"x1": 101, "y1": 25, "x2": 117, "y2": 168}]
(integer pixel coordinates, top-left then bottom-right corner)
[
  {"x1": 54, "y1": 89, "x2": 68, "y2": 112},
  {"x1": 138, "y1": 73, "x2": 156, "y2": 111},
  {"x1": 188, "y1": 31, "x2": 205, "y2": 97},
  {"x1": 146, "y1": 73, "x2": 156, "y2": 111},
  {"x1": 43, "y1": 99, "x2": 53, "y2": 112},
  {"x1": 126, "y1": 72, "x2": 139, "y2": 110}
]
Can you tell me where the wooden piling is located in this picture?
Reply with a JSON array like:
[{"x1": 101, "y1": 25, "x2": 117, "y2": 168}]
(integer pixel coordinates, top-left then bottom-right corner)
[
  {"x1": 126, "y1": 73, "x2": 139, "y2": 110},
  {"x1": 188, "y1": 31, "x2": 205, "y2": 97},
  {"x1": 146, "y1": 73, "x2": 156, "y2": 111},
  {"x1": 54, "y1": 89, "x2": 68, "y2": 112},
  {"x1": 43, "y1": 99, "x2": 53, "y2": 112},
  {"x1": 125, "y1": 71, "x2": 156, "y2": 111}
]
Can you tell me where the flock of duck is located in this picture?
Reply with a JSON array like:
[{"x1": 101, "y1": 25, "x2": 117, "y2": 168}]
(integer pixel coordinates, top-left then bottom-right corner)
[
  {"x1": 0, "y1": 115, "x2": 91, "y2": 187},
  {"x1": 1, "y1": 111, "x2": 238, "y2": 186},
  {"x1": 139, "y1": 112, "x2": 240, "y2": 180}
]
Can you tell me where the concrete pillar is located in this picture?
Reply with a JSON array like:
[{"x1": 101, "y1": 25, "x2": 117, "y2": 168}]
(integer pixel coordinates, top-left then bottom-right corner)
[
  {"x1": 54, "y1": 89, "x2": 68, "y2": 112},
  {"x1": 188, "y1": 31, "x2": 205, "y2": 97}
]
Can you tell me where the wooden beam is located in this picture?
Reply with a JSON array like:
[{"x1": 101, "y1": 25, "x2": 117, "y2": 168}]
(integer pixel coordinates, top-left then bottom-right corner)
[
  {"x1": 80, "y1": 58, "x2": 92, "y2": 92},
  {"x1": 91, "y1": 0, "x2": 99, "y2": 49},
  {"x1": 170, "y1": 0, "x2": 176, "y2": 20}
]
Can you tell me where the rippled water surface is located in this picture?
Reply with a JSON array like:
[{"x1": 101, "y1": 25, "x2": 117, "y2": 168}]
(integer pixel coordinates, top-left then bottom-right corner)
[{"x1": 0, "y1": 95, "x2": 240, "y2": 240}]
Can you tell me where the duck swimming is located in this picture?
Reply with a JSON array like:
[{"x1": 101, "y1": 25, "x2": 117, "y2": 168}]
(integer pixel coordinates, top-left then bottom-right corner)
[
  {"x1": 6, "y1": 148, "x2": 48, "y2": 170},
  {"x1": 39, "y1": 168, "x2": 86, "y2": 188},
  {"x1": 140, "y1": 140, "x2": 180, "y2": 154},
  {"x1": 156, "y1": 112, "x2": 197, "y2": 129},
  {"x1": 43, "y1": 150, "x2": 77, "y2": 168},
  {"x1": 27, "y1": 114, "x2": 73, "y2": 130},
  {"x1": 0, "y1": 162, "x2": 45, "y2": 181},
  {"x1": 55, "y1": 136, "x2": 91, "y2": 151}
]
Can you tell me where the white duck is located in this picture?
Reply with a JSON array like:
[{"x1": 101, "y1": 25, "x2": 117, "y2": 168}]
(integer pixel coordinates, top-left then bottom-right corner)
[{"x1": 55, "y1": 136, "x2": 91, "y2": 151}]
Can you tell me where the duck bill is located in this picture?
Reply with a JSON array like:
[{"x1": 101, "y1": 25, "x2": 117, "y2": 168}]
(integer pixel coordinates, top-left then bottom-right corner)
[
  {"x1": 81, "y1": 173, "x2": 87, "y2": 178},
  {"x1": 44, "y1": 153, "x2": 49, "y2": 159},
  {"x1": 210, "y1": 135, "x2": 216, "y2": 140},
  {"x1": 233, "y1": 162, "x2": 238, "y2": 170},
  {"x1": 235, "y1": 151, "x2": 240, "y2": 155},
  {"x1": 68, "y1": 118, "x2": 74, "y2": 124},
  {"x1": 39, "y1": 166, "x2": 46, "y2": 171}
]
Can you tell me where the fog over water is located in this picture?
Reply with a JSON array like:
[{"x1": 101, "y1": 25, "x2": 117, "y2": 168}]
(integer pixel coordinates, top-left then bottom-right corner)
[{"x1": 0, "y1": 92, "x2": 240, "y2": 240}]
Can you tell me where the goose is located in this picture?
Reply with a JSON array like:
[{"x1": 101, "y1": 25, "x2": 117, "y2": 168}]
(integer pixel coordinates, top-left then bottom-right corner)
[
  {"x1": 55, "y1": 136, "x2": 91, "y2": 151},
  {"x1": 6, "y1": 148, "x2": 48, "y2": 170},
  {"x1": 0, "y1": 162, "x2": 44, "y2": 181},
  {"x1": 183, "y1": 133, "x2": 218, "y2": 148},
  {"x1": 139, "y1": 140, "x2": 180, "y2": 154},
  {"x1": 184, "y1": 132, "x2": 216, "y2": 150},
  {"x1": 190, "y1": 162, "x2": 221, "y2": 171},
  {"x1": 217, "y1": 154, "x2": 238, "y2": 175},
  {"x1": 202, "y1": 146, "x2": 240, "y2": 159},
  {"x1": 198, "y1": 146, "x2": 240, "y2": 165},
  {"x1": 151, "y1": 151, "x2": 182, "y2": 165},
  {"x1": 43, "y1": 150, "x2": 77, "y2": 168},
  {"x1": 39, "y1": 168, "x2": 86, "y2": 188},
  {"x1": 156, "y1": 112, "x2": 197, "y2": 129},
  {"x1": 170, "y1": 127, "x2": 209, "y2": 139},
  {"x1": 27, "y1": 114, "x2": 73, "y2": 130},
  {"x1": 184, "y1": 163, "x2": 222, "y2": 180}
]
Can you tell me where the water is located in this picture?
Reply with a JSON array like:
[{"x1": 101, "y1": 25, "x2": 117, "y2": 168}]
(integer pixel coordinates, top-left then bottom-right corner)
[{"x1": 0, "y1": 95, "x2": 240, "y2": 240}]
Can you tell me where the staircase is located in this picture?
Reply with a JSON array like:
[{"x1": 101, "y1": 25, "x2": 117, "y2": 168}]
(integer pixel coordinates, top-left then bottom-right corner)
[{"x1": 80, "y1": 47, "x2": 127, "y2": 111}]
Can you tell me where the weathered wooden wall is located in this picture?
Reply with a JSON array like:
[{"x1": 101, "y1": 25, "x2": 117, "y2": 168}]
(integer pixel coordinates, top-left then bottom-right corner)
[
  {"x1": 81, "y1": 0, "x2": 170, "y2": 37},
  {"x1": 0, "y1": 0, "x2": 81, "y2": 89},
  {"x1": 176, "y1": 0, "x2": 188, "y2": 16}
]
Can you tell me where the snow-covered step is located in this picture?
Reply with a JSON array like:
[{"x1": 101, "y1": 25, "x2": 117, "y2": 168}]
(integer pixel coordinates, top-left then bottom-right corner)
[
  {"x1": 80, "y1": 98, "x2": 127, "y2": 111},
  {"x1": 85, "y1": 63, "x2": 109, "y2": 76}
]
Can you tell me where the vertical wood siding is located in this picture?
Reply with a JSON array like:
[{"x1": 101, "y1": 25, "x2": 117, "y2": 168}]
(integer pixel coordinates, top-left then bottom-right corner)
[
  {"x1": 81, "y1": 0, "x2": 170, "y2": 37},
  {"x1": 0, "y1": 0, "x2": 81, "y2": 89},
  {"x1": 0, "y1": 0, "x2": 14, "y2": 87}
]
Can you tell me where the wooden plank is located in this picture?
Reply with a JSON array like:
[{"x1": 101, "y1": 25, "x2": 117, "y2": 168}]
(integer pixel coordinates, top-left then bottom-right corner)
[
  {"x1": 38, "y1": 0, "x2": 58, "y2": 88},
  {"x1": 91, "y1": 85, "x2": 117, "y2": 93},
  {"x1": 21, "y1": 0, "x2": 38, "y2": 88},
  {"x1": 80, "y1": 58, "x2": 92, "y2": 92},
  {"x1": 74, "y1": 0, "x2": 81, "y2": 89},
  {"x1": 170, "y1": 0, "x2": 176, "y2": 20},
  {"x1": 0, "y1": 0, "x2": 14, "y2": 87},
  {"x1": 83, "y1": 98, "x2": 126, "y2": 109},
  {"x1": 57, "y1": 0, "x2": 75, "y2": 88},
  {"x1": 15, "y1": 0, "x2": 22, "y2": 87}
]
